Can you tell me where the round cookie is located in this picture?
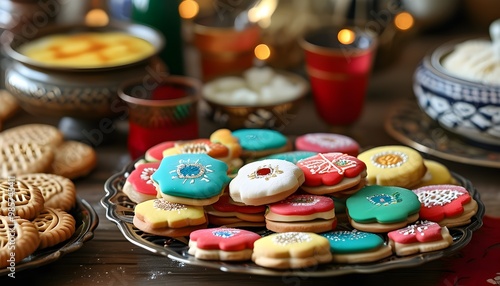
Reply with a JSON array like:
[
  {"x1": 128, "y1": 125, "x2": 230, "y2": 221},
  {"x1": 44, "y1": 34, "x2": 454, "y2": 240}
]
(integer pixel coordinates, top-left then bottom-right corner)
[
  {"x1": 321, "y1": 230, "x2": 392, "y2": 263},
  {"x1": 133, "y1": 198, "x2": 208, "y2": 237},
  {"x1": 0, "y1": 216, "x2": 41, "y2": 269},
  {"x1": 346, "y1": 185, "x2": 421, "y2": 233},
  {"x1": 413, "y1": 184, "x2": 478, "y2": 227},
  {"x1": 49, "y1": 140, "x2": 97, "y2": 179},
  {"x1": 188, "y1": 227, "x2": 261, "y2": 261},
  {"x1": 0, "y1": 179, "x2": 45, "y2": 220},
  {"x1": 297, "y1": 152, "x2": 367, "y2": 195},
  {"x1": 205, "y1": 193, "x2": 266, "y2": 227},
  {"x1": 122, "y1": 161, "x2": 160, "y2": 203},
  {"x1": 231, "y1": 128, "x2": 291, "y2": 158},
  {"x1": 413, "y1": 159, "x2": 456, "y2": 188},
  {"x1": 0, "y1": 123, "x2": 64, "y2": 147},
  {"x1": 0, "y1": 141, "x2": 54, "y2": 177},
  {"x1": 144, "y1": 141, "x2": 175, "y2": 162},
  {"x1": 295, "y1": 133, "x2": 360, "y2": 156},
  {"x1": 265, "y1": 194, "x2": 337, "y2": 233},
  {"x1": 357, "y1": 145, "x2": 427, "y2": 188},
  {"x1": 151, "y1": 153, "x2": 231, "y2": 206},
  {"x1": 387, "y1": 220, "x2": 453, "y2": 256},
  {"x1": 32, "y1": 207, "x2": 76, "y2": 249},
  {"x1": 0, "y1": 89, "x2": 19, "y2": 122},
  {"x1": 17, "y1": 173, "x2": 76, "y2": 212},
  {"x1": 229, "y1": 159, "x2": 305, "y2": 206},
  {"x1": 252, "y1": 232, "x2": 332, "y2": 269}
]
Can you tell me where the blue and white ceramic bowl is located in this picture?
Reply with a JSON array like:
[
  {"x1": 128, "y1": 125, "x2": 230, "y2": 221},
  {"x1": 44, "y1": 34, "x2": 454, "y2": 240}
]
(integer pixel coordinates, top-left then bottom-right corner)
[{"x1": 413, "y1": 40, "x2": 500, "y2": 148}]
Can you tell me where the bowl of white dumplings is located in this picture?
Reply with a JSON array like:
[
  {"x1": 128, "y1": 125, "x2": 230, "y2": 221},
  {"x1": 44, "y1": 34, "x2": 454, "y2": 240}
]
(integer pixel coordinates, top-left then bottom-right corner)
[
  {"x1": 413, "y1": 19, "x2": 500, "y2": 148},
  {"x1": 201, "y1": 66, "x2": 309, "y2": 130}
]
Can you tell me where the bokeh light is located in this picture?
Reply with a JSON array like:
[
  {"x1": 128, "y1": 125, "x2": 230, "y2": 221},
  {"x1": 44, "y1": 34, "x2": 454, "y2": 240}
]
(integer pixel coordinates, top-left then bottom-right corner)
[
  {"x1": 254, "y1": 44, "x2": 271, "y2": 60},
  {"x1": 85, "y1": 8, "x2": 109, "y2": 26},
  {"x1": 394, "y1": 12, "x2": 414, "y2": 31},
  {"x1": 179, "y1": 0, "x2": 199, "y2": 19},
  {"x1": 337, "y1": 29, "x2": 355, "y2": 45}
]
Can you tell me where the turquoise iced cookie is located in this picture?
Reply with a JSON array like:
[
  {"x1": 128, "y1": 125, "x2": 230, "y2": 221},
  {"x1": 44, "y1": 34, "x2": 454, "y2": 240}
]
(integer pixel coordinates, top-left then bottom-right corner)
[
  {"x1": 151, "y1": 153, "x2": 230, "y2": 199},
  {"x1": 346, "y1": 185, "x2": 421, "y2": 224},
  {"x1": 321, "y1": 230, "x2": 385, "y2": 254},
  {"x1": 259, "y1": 151, "x2": 317, "y2": 164},
  {"x1": 232, "y1": 129, "x2": 287, "y2": 151}
]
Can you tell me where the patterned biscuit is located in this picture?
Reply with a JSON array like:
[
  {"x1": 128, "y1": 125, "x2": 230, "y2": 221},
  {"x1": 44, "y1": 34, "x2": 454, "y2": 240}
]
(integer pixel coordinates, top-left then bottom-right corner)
[
  {"x1": 297, "y1": 152, "x2": 367, "y2": 195},
  {"x1": 0, "y1": 142, "x2": 54, "y2": 177},
  {"x1": 0, "y1": 179, "x2": 45, "y2": 220},
  {"x1": 122, "y1": 161, "x2": 160, "y2": 204},
  {"x1": 49, "y1": 140, "x2": 97, "y2": 179},
  {"x1": 133, "y1": 198, "x2": 208, "y2": 237},
  {"x1": 32, "y1": 207, "x2": 76, "y2": 249},
  {"x1": 295, "y1": 133, "x2": 360, "y2": 156},
  {"x1": 0, "y1": 216, "x2": 40, "y2": 268},
  {"x1": 188, "y1": 227, "x2": 261, "y2": 261},
  {"x1": 357, "y1": 145, "x2": 427, "y2": 188},
  {"x1": 388, "y1": 220, "x2": 453, "y2": 256},
  {"x1": 346, "y1": 185, "x2": 421, "y2": 233},
  {"x1": 321, "y1": 230, "x2": 392, "y2": 263},
  {"x1": 231, "y1": 128, "x2": 291, "y2": 158},
  {"x1": 229, "y1": 159, "x2": 305, "y2": 206},
  {"x1": 0, "y1": 89, "x2": 19, "y2": 122},
  {"x1": 17, "y1": 173, "x2": 76, "y2": 212},
  {"x1": 0, "y1": 123, "x2": 63, "y2": 147},
  {"x1": 151, "y1": 153, "x2": 231, "y2": 206},
  {"x1": 413, "y1": 184, "x2": 478, "y2": 227},
  {"x1": 252, "y1": 232, "x2": 332, "y2": 269}
]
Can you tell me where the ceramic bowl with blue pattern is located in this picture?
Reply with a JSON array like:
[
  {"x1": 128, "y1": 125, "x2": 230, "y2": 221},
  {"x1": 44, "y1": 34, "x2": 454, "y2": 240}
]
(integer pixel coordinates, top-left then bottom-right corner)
[{"x1": 413, "y1": 40, "x2": 500, "y2": 148}]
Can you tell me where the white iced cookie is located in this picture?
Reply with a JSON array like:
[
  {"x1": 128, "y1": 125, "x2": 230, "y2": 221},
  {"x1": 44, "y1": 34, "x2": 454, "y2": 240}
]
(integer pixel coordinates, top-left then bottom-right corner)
[{"x1": 229, "y1": 159, "x2": 305, "y2": 206}]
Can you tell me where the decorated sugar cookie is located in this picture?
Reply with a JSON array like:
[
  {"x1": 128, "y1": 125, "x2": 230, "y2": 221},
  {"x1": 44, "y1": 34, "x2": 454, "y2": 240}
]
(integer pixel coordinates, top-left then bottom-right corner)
[
  {"x1": 151, "y1": 153, "x2": 231, "y2": 206},
  {"x1": 297, "y1": 152, "x2": 367, "y2": 195},
  {"x1": 259, "y1": 151, "x2": 317, "y2": 164},
  {"x1": 357, "y1": 145, "x2": 427, "y2": 188},
  {"x1": 232, "y1": 128, "x2": 291, "y2": 158},
  {"x1": 144, "y1": 141, "x2": 175, "y2": 162},
  {"x1": 252, "y1": 232, "x2": 332, "y2": 269},
  {"x1": 265, "y1": 194, "x2": 337, "y2": 233},
  {"x1": 413, "y1": 184, "x2": 478, "y2": 227},
  {"x1": 388, "y1": 220, "x2": 453, "y2": 256},
  {"x1": 122, "y1": 161, "x2": 160, "y2": 203},
  {"x1": 229, "y1": 159, "x2": 305, "y2": 206},
  {"x1": 413, "y1": 159, "x2": 456, "y2": 188},
  {"x1": 295, "y1": 133, "x2": 360, "y2": 156},
  {"x1": 346, "y1": 185, "x2": 421, "y2": 233},
  {"x1": 205, "y1": 193, "x2": 266, "y2": 227},
  {"x1": 133, "y1": 198, "x2": 207, "y2": 237},
  {"x1": 321, "y1": 230, "x2": 392, "y2": 263},
  {"x1": 188, "y1": 227, "x2": 261, "y2": 261}
]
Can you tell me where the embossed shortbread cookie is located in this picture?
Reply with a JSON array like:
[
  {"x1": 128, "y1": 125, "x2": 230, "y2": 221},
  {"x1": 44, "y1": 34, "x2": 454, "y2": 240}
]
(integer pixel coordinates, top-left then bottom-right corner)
[
  {"x1": 32, "y1": 207, "x2": 76, "y2": 249},
  {"x1": 49, "y1": 140, "x2": 97, "y2": 179},
  {"x1": 357, "y1": 145, "x2": 427, "y2": 188},
  {"x1": 0, "y1": 123, "x2": 64, "y2": 147},
  {"x1": 0, "y1": 216, "x2": 40, "y2": 268},
  {"x1": 17, "y1": 173, "x2": 76, "y2": 212},
  {"x1": 0, "y1": 179, "x2": 45, "y2": 220},
  {"x1": 0, "y1": 142, "x2": 54, "y2": 177}
]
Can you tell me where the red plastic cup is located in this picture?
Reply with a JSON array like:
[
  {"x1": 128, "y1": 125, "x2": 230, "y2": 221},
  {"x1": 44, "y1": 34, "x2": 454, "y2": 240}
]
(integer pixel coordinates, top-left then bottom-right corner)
[
  {"x1": 300, "y1": 26, "x2": 377, "y2": 127},
  {"x1": 118, "y1": 75, "x2": 201, "y2": 160}
]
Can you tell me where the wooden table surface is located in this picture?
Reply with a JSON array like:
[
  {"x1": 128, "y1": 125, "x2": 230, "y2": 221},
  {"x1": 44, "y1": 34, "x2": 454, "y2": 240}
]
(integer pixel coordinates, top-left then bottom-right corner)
[{"x1": 1, "y1": 21, "x2": 499, "y2": 286}]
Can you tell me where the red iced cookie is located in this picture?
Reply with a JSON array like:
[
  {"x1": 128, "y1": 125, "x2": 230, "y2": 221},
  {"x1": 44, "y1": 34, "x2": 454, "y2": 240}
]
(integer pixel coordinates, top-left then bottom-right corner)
[
  {"x1": 122, "y1": 161, "x2": 160, "y2": 203},
  {"x1": 388, "y1": 220, "x2": 444, "y2": 244},
  {"x1": 295, "y1": 133, "x2": 360, "y2": 156},
  {"x1": 145, "y1": 141, "x2": 175, "y2": 162}
]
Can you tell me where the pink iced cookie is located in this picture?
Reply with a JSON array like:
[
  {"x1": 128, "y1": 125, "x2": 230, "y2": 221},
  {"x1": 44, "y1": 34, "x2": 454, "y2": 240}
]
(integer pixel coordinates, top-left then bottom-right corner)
[
  {"x1": 122, "y1": 161, "x2": 160, "y2": 203},
  {"x1": 188, "y1": 227, "x2": 261, "y2": 261},
  {"x1": 295, "y1": 133, "x2": 360, "y2": 156},
  {"x1": 388, "y1": 220, "x2": 453, "y2": 256},
  {"x1": 413, "y1": 184, "x2": 478, "y2": 227},
  {"x1": 145, "y1": 141, "x2": 175, "y2": 162}
]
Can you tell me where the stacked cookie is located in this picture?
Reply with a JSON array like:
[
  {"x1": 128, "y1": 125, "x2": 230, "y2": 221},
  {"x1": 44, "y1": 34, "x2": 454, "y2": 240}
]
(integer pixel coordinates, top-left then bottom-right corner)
[
  {"x1": 124, "y1": 129, "x2": 475, "y2": 270},
  {"x1": 0, "y1": 174, "x2": 78, "y2": 269},
  {"x1": 0, "y1": 124, "x2": 98, "y2": 180}
]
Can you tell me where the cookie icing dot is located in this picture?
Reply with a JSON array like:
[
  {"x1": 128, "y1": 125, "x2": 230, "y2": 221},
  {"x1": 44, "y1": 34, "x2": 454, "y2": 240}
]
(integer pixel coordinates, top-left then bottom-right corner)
[
  {"x1": 416, "y1": 188, "x2": 465, "y2": 207},
  {"x1": 367, "y1": 192, "x2": 401, "y2": 206},
  {"x1": 290, "y1": 196, "x2": 319, "y2": 206},
  {"x1": 273, "y1": 232, "x2": 312, "y2": 245},
  {"x1": 371, "y1": 151, "x2": 408, "y2": 168},
  {"x1": 257, "y1": 167, "x2": 272, "y2": 176},
  {"x1": 212, "y1": 229, "x2": 240, "y2": 238},
  {"x1": 153, "y1": 199, "x2": 186, "y2": 211}
]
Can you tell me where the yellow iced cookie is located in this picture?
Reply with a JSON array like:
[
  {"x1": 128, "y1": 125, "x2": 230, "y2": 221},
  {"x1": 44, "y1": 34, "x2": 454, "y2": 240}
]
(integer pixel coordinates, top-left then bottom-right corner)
[
  {"x1": 252, "y1": 232, "x2": 332, "y2": 269},
  {"x1": 413, "y1": 159, "x2": 456, "y2": 188},
  {"x1": 133, "y1": 198, "x2": 207, "y2": 237},
  {"x1": 357, "y1": 145, "x2": 427, "y2": 188}
]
